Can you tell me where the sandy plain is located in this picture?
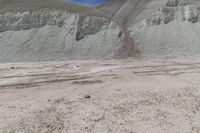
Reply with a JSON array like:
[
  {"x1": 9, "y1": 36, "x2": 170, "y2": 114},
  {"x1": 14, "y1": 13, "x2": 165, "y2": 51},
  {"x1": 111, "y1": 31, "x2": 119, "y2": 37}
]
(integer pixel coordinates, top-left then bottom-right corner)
[{"x1": 0, "y1": 58, "x2": 200, "y2": 132}]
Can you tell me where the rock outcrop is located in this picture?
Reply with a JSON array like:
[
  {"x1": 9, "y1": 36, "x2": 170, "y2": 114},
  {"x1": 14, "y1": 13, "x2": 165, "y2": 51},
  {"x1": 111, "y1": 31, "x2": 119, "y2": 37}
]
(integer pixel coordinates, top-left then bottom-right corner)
[{"x1": 137, "y1": 0, "x2": 200, "y2": 27}]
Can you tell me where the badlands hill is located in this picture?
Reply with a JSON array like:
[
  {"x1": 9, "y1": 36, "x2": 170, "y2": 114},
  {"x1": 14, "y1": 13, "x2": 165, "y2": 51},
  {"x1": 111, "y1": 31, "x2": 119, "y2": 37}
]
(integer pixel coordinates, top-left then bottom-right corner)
[
  {"x1": 98, "y1": 0, "x2": 200, "y2": 59},
  {"x1": 0, "y1": 0, "x2": 125, "y2": 62},
  {"x1": 1, "y1": 0, "x2": 200, "y2": 62}
]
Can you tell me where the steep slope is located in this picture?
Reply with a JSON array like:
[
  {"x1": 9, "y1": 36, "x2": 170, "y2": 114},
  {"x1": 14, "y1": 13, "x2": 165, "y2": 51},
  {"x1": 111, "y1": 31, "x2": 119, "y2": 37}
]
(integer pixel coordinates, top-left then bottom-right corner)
[
  {"x1": 0, "y1": 0, "x2": 123, "y2": 62},
  {"x1": 98, "y1": 0, "x2": 200, "y2": 59},
  {"x1": 130, "y1": 0, "x2": 200, "y2": 59},
  {"x1": 2, "y1": 0, "x2": 200, "y2": 62},
  {"x1": 98, "y1": 0, "x2": 170, "y2": 58}
]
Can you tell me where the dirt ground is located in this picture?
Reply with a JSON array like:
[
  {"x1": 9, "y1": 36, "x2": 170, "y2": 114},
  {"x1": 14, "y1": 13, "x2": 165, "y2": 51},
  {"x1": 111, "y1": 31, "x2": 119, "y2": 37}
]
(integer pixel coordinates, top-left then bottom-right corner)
[{"x1": 1, "y1": 58, "x2": 200, "y2": 133}]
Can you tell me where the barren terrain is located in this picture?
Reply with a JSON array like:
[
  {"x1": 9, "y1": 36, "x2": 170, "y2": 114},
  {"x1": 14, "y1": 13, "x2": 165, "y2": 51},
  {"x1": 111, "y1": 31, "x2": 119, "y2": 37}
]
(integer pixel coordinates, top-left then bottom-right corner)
[
  {"x1": 1, "y1": 59, "x2": 200, "y2": 132},
  {"x1": 1, "y1": 1, "x2": 200, "y2": 132}
]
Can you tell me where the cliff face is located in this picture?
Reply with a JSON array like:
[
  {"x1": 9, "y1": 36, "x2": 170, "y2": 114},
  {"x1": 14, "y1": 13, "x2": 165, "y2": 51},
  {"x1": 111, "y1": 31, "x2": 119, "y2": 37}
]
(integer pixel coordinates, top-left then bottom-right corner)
[{"x1": 0, "y1": 8, "x2": 122, "y2": 62}]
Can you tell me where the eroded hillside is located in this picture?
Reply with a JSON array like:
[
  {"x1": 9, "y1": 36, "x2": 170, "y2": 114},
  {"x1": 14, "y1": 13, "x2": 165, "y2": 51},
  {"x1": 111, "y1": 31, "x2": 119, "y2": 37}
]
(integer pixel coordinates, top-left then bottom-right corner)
[
  {"x1": 98, "y1": 0, "x2": 200, "y2": 59},
  {"x1": 1, "y1": 0, "x2": 200, "y2": 62},
  {"x1": 130, "y1": 0, "x2": 200, "y2": 59},
  {"x1": 0, "y1": 0, "x2": 126, "y2": 62}
]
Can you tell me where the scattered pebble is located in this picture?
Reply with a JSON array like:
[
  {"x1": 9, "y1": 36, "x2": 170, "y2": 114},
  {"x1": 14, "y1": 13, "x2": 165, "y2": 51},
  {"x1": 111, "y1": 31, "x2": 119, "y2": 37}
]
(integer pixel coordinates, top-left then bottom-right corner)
[{"x1": 84, "y1": 95, "x2": 91, "y2": 99}]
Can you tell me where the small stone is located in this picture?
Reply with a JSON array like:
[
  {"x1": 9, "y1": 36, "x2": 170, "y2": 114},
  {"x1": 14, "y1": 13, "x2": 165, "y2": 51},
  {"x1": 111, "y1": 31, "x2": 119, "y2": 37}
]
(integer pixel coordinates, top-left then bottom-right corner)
[{"x1": 84, "y1": 95, "x2": 91, "y2": 99}]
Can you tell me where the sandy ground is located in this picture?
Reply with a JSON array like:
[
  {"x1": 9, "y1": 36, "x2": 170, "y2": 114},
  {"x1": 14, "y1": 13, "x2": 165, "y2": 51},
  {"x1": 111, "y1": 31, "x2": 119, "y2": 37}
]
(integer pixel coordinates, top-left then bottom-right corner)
[{"x1": 0, "y1": 58, "x2": 200, "y2": 133}]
